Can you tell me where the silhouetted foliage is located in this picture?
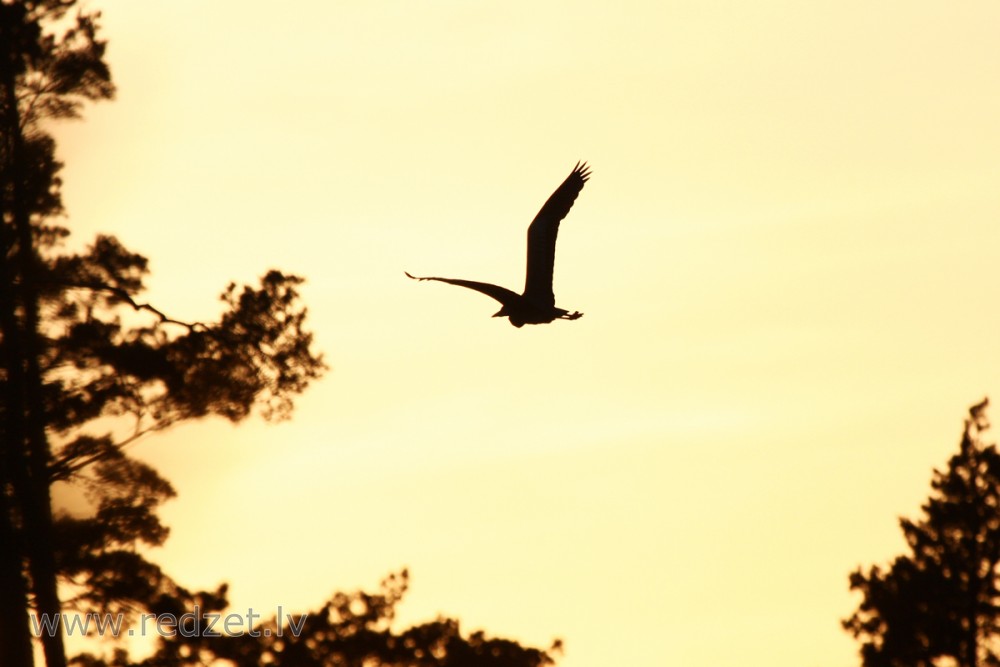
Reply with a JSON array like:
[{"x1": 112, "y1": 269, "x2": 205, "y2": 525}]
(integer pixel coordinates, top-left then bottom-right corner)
[
  {"x1": 843, "y1": 399, "x2": 1000, "y2": 667},
  {"x1": 3, "y1": 6, "x2": 560, "y2": 667},
  {"x1": 2, "y1": 4, "x2": 323, "y2": 666},
  {"x1": 70, "y1": 571, "x2": 562, "y2": 667},
  {"x1": 3, "y1": 3, "x2": 122, "y2": 666}
]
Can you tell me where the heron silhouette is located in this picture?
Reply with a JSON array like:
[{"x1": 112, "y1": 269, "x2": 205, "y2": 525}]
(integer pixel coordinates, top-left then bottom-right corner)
[{"x1": 406, "y1": 162, "x2": 590, "y2": 328}]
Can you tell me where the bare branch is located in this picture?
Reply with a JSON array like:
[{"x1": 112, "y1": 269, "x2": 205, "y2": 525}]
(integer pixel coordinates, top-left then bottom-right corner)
[{"x1": 58, "y1": 281, "x2": 209, "y2": 332}]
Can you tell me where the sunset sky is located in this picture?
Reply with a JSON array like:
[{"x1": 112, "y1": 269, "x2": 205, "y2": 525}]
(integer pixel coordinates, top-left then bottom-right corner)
[{"x1": 48, "y1": 1, "x2": 1000, "y2": 665}]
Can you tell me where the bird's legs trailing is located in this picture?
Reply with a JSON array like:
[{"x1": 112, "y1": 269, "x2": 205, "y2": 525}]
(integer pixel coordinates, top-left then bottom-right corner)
[{"x1": 558, "y1": 310, "x2": 583, "y2": 320}]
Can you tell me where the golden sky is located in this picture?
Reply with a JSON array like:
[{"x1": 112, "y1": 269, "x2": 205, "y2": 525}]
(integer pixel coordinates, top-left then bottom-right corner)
[{"x1": 51, "y1": 1, "x2": 1000, "y2": 665}]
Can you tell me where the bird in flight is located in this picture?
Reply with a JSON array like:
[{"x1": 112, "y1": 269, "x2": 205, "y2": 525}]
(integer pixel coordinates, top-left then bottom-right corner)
[{"x1": 406, "y1": 161, "x2": 591, "y2": 328}]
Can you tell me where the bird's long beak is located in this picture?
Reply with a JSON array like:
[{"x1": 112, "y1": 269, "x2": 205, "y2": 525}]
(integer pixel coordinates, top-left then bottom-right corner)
[{"x1": 492, "y1": 309, "x2": 505, "y2": 318}]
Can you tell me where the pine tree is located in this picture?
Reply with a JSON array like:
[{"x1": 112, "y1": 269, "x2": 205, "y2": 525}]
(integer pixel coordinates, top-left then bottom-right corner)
[
  {"x1": 70, "y1": 570, "x2": 562, "y2": 667},
  {"x1": 844, "y1": 399, "x2": 1000, "y2": 667},
  {"x1": 1, "y1": 4, "x2": 325, "y2": 666},
  {"x1": 2, "y1": 6, "x2": 560, "y2": 667}
]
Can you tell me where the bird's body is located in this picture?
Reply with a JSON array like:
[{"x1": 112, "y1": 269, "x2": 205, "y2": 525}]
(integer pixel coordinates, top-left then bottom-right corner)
[{"x1": 406, "y1": 162, "x2": 591, "y2": 327}]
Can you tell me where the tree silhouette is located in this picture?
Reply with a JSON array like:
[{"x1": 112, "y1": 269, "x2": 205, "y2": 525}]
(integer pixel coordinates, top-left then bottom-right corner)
[
  {"x1": 2, "y1": 5, "x2": 560, "y2": 667},
  {"x1": 3, "y1": 3, "x2": 118, "y2": 665},
  {"x1": 1, "y1": 4, "x2": 325, "y2": 666},
  {"x1": 843, "y1": 398, "x2": 1000, "y2": 667},
  {"x1": 69, "y1": 570, "x2": 562, "y2": 667}
]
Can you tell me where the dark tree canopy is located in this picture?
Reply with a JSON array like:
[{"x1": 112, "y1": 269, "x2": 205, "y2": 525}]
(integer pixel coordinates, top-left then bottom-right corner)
[
  {"x1": 1, "y1": 3, "x2": 323, "y2": 666},
  {"x1": 70, "y1": 571, "x2": 562, "y2": 667},
  {"x1": 1, "y1": 5, "x2": 560, "y2": 667},
  {"x1": 843, "y1": 399, "x2": 1000, "y2": 667}
]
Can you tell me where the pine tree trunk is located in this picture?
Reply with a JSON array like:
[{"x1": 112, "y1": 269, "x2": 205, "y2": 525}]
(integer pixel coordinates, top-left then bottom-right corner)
[
  {"x1": 11, "y1": 152, "x2": 67, "y2": 667},
  {"x1": 0, "y1": 356, "x2": 36, "y2": 666},
  {"x1": 0, "y1": 211, "x2": 36, "y2": 667},
  {"x1": 2, "y1": 58, "x2": 67, "y2": 667},
  {"x1": 0, "y1": 37, "x2": 37, "y2": 665},
  {"x1": 0, "y1": 483, "x2": 34, "y2": 667}
]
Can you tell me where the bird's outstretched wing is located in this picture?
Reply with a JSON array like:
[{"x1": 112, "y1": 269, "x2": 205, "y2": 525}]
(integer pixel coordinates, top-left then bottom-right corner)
[
  {"x1": 405, "y1": 272, "x2": 520, "y2": 306},
  {"x1": 523, "y1": 162, "x2": 591, "y2": 307}
]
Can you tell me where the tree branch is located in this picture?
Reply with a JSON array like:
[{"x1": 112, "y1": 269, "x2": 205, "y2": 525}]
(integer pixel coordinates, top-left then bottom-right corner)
[{"x1": 59, "y1": 281, "x2": 209, "y2": 332}]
